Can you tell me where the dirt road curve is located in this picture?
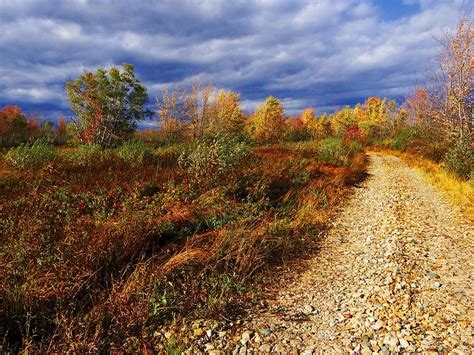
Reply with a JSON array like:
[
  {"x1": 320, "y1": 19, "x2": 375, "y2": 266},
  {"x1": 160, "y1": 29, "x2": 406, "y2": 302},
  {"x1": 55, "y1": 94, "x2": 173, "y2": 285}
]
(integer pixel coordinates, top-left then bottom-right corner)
[{"x1": 229, "y1": 153, "x2": 473, "y2": 354}]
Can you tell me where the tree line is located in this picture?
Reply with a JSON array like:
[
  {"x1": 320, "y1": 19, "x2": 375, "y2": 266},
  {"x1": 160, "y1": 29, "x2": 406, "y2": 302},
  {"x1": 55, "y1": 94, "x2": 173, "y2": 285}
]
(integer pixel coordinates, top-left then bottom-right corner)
[{"x1": 0, "y1": 15, "x2": 472, "y2": 177}]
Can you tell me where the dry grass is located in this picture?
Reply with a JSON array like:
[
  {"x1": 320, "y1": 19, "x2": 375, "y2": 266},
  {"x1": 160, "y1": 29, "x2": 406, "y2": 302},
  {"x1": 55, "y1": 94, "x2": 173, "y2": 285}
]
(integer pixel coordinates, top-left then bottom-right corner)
[{"x1": 0, "y1": 141, "x2": 367, "y2": 352}]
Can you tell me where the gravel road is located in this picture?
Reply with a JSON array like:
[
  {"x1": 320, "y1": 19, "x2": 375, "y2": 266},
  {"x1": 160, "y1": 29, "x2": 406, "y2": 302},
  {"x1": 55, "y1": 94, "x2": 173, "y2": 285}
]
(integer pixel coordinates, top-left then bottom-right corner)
[{"x1": 221, "y1": 153, "x2": 474, "y2": 354}]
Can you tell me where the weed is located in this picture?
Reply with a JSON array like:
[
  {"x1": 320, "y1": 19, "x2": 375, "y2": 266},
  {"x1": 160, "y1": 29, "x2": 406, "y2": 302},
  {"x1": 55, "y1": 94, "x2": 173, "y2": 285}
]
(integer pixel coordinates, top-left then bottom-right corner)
[
  {"x1": 0, "y1": 139, "x2": 367, "y2": 352},
  {"x1": 5, "y1": 141, "x2": 56, "y2": 169},
  {"x1": 179, "y1": 136, "x2": 250, "y2": 187},
  {"x1": 116, "y1": 139, "x2": 153, "y2": 165},
  {"x1": 67, "y1": 143, "x2": 106, "y2": 167},
  {"x1": 317, "y1": 138, "x2": 349, "y2": 166}
]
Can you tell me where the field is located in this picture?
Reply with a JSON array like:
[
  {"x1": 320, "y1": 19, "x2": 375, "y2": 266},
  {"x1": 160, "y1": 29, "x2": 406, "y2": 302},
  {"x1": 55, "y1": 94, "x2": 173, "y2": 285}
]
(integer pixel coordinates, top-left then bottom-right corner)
[{"x1": 0, "y1": 139, "x2": 366, "y2": 352}]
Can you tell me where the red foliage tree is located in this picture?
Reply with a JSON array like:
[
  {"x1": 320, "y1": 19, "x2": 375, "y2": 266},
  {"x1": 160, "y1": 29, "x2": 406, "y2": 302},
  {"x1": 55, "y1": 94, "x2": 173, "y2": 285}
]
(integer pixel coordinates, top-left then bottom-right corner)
[
  {"x1": 344, "y1": 125, "x2": 365, "y2": 144},
  {"x1": 0, "y1": 105, "x2": 28, "y2": 146},
  {"x1": 57, "y1": 116, "x2": 68, "y2": 145}
]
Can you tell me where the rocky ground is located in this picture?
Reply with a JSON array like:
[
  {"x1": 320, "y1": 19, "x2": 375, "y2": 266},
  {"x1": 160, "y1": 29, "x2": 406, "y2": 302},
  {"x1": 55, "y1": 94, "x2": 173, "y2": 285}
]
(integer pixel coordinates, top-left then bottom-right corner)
[{"x1": 192, "y1": 153, "x2": 473, "y2": 354}]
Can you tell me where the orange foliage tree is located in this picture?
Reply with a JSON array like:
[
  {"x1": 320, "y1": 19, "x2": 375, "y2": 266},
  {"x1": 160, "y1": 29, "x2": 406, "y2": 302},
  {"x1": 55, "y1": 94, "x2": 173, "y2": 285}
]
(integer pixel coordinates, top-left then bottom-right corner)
[
  {"x1": 57, "y1": 116, "x2": 68, "y2": 145},
  {"x1": 0, "y1": 105, "x2": 29, "y2": 146},
  {"x1": 404, "y1": 87, "x2": 434, "y2": 125}
]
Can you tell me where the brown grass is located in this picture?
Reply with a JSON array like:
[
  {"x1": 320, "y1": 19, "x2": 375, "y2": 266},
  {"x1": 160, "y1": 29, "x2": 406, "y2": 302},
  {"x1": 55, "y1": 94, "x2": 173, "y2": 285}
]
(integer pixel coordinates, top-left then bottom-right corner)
[{"x1": 0, "y1": 141, "x2": 367, "y2": 352}]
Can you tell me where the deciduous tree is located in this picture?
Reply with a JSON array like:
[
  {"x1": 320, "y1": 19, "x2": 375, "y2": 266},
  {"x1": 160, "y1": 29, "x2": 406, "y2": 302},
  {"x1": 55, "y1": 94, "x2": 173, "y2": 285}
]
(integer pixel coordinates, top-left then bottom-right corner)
[
  {"x1": 66, "y1": 63, "x2": 150, "y2": 148},
  {"x1": 183, "y1": 79, "x2": 214, "y2": 139},
  {"x1": 157, "y1": 85, "x2": 187, "y2": 143},
  {"x1": 0, "y1": 105, "x2": 28, "y2": 146},
  {"x1": 247, "y1": 96, "x2": 285, "y2": 143},
  {"x1": 207, "y1": 90, "x2": 246, "y2": 138},
  {"x1": 330, "y1": 106, "x2": 356, "y2": 136},
  {"x1": 436, "y1": 15, "x2": 473, "y2": 138}
]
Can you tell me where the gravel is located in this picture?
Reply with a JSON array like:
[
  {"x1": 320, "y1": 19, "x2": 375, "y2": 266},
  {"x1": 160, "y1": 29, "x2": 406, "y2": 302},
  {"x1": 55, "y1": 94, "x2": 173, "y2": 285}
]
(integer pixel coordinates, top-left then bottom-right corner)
[{"x1": 205, "y1": 153, "x2": 473, "y2": 354}]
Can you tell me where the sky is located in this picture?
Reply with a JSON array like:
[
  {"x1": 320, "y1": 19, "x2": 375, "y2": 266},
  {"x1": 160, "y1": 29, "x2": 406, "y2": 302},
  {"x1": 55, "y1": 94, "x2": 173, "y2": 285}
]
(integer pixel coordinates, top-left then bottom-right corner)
[{"x1": 0, "y1": 0, "x2": 468, "y2": 125}]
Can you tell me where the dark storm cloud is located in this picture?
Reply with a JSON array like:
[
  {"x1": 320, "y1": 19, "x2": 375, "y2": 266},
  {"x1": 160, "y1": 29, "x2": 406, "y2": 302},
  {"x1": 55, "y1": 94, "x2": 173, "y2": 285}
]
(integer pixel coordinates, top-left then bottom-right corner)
[{"x1": 0, "y1": 0, "x2": 466, "y2": 118}]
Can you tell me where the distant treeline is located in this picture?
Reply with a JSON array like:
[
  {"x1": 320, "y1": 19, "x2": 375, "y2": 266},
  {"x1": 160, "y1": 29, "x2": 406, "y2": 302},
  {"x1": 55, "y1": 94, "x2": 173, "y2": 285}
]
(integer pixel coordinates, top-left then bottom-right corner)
[{"x1": 0, "y1": 16, "x2": 472, "y2": 178}]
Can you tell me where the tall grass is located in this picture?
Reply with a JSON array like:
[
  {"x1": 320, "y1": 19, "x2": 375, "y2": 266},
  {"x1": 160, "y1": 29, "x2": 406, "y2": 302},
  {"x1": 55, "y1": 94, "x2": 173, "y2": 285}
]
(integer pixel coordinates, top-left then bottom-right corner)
[
  {"x1": 5, "y1": 141, "x2": 56, "y2": 168},
  {"x1": 116, "y1": 139, "x2": 153, "y2": 165},
  {"x1": 316, "y1": 137, "x2": 361, "y2": 166},
  {"x1": 0, "y1": 140, "x2": 367, "y2": 352}
]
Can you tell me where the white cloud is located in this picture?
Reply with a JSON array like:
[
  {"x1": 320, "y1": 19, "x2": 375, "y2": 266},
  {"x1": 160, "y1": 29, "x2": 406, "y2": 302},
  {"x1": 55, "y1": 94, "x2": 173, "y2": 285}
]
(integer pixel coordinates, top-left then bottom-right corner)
[{"x1": 0, "y1": 0, "x2": 467, "y2": 117}]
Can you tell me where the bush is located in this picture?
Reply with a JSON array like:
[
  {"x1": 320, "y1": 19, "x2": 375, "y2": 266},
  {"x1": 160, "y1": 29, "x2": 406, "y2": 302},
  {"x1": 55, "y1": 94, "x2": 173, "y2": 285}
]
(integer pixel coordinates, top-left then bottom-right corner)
[
  {"x1": 5, "y1": 141, "x2": 56, "y2": 168},
  {"x1": 444, "y1": 137, "x2": 474, "y2": 179},
  {"x1": 316, "y1": 137, "x2": 362, "y2": 166},
  {"x1": 67, "y1": 144, "x2": 107, "y2": 167},
  {"x1": 116, "y1": 140, "x2": 153, "y2": 165},
  {"x1": 407, "y1": 124, "x2": 448, "y2": 162},
  {"x1": 155, "y1": 142, "x2": 193, "y2": 168},
  {"x1": 317, "y1": 138, "x2": 347, "y2": 166},
  {"x1": 390, "y1": 128, "x2": 415, "y2": 150},
  {"x1": 179, "y1": 136, "x2": 250, "y2": 186},
  {"x1": 344, "y1": 126, "x2": 365, "y2": 145}
]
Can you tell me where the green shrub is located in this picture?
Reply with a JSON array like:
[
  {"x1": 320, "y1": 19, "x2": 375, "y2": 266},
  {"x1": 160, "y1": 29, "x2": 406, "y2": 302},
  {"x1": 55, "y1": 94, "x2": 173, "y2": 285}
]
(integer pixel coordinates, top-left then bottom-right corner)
[
  {"x1": 5, "y1": 141, "x2": 56, "y2": 169},
  {"x1": 68, "y1": 144, "x2": 106, "y2": 167},
  {"x1": 444, "y1": 137, "x2": 474, "y2": 180},
  {"x1": 390, "y1": 128, "x2": 415, "y2": 150},
  {"x1": 317, "y1": 138, "x2": 347, "y2": 165},
  {"x1": 116, "y1": 140, "x2": 153, "y2": 165},
  {"x1": 179, "y1": 136, "x2": 250, "y2": 186},
  {"x1": 284, "y1": 128, "x2": 311, "y2": 142},
  {"x1": 155, "y1": 142, "x2": 194, "y2": 168},
  {"x1": 316, "y1": 138, "x2": 362, "y2": 166},
  {"x1": 345, "y1": 140, "x2": 362, "y2": 156}
]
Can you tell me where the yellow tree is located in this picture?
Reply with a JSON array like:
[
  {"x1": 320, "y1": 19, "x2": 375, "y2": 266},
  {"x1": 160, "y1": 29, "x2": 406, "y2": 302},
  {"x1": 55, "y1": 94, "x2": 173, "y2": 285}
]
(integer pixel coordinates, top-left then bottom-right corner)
[
  {"x1": 247, "y1": 96, "x2": 285, "y2": 143},
  {"x1": 300, "y1": 107, "x2": 315, "y2": 125},
  {"x1": 157, "y1": 85, "x2": 187, "y2": 142},
  {"x1": 306, "y1": 111, "x2": 331, "y2": 138},
  {"x1": 207, "y1": 90, "x2": 246, "y2": 137},
  {"x1": 318, "y1": 113, "x2": 332, "y2": 137},
  {"x1": 358, "y1": 97, "x2": 390, "y2": 139},
  {"x1": 183, "y1": 79, "x2": 214, "y2": 139},
  {"x1": 330, "y1": 106, "x2": 356, "y2": 136}
]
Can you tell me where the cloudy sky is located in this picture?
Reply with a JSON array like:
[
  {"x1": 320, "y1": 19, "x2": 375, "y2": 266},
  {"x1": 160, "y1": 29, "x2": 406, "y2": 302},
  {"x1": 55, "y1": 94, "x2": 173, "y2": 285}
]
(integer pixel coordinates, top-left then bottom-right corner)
[{"x1": 0, "y1": 0, "x2": 468, "y2": 122}]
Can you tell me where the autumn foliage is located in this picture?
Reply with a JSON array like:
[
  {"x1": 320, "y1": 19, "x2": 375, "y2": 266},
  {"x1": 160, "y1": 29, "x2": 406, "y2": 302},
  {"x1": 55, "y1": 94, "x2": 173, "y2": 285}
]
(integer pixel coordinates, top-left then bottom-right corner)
[
  {"x1": 0, "y1": 13, "x2": 472, "y2": 354},
  {"x1": 0, "y1": 105, "x2": 29, "y2": 146},
  {"x1": 247, "y1": 96, "x2": 285, "y2": 142}
]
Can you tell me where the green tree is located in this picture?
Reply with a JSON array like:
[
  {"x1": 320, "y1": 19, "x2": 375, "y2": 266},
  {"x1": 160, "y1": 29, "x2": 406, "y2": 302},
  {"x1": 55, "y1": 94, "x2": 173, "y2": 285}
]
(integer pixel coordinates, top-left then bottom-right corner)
[{"x1": 66, "y1": 63, "x2": 150, "y2": 148}]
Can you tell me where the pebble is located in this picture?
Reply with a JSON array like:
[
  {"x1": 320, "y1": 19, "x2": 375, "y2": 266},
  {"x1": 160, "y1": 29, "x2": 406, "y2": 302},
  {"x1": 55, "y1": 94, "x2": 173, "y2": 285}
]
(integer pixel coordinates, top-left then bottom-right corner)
[
  {"x1": 258, "y1": 344, "x2": 271, "y2": 352},
  {"x1": 241, "y1": 330, "x2": 253, "y2": 341},
  {"x1": 399, "y1": 338, "x2": 409, "y2": 348}
]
